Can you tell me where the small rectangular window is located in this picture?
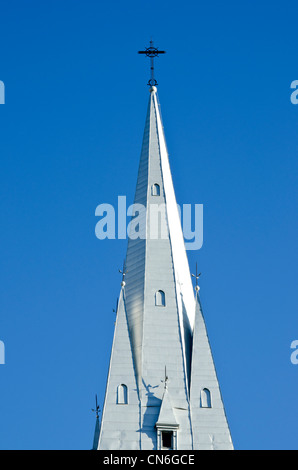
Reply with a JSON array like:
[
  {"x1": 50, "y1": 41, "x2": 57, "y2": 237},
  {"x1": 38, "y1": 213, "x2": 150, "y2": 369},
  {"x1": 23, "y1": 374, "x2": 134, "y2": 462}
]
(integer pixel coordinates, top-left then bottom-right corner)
[{"x1": 161, "y1": 431, "x2": 173, "y2": 449}]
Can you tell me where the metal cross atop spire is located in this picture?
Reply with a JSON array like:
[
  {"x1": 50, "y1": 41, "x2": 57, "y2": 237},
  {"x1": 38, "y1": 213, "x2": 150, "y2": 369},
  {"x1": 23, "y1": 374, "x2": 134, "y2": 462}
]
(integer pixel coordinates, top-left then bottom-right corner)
[{"x1": 138, "y1": 40, "x2": 166, "y2": 87}]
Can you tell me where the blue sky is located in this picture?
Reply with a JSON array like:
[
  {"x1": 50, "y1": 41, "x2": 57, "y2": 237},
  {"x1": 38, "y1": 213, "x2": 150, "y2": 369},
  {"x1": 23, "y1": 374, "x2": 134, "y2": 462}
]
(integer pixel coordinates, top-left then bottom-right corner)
[{"x1": 0, "y1": 0, "x2": 298, "y2": 450}]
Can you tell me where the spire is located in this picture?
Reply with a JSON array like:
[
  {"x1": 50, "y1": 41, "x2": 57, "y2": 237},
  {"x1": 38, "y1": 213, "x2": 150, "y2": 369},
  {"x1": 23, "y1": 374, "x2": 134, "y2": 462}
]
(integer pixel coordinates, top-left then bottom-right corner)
[
  {"x1": 99, "y1": 86, "x2": 195, "y2": 450},
  {"x1": 97, "y1": 68, "x2": 233, "y2": 449},
  {"x1": 190, "y1": 291, "x2": 233, "y2": 450},
  {"x1": 124, "y1": 86, "x2": 195, "y2": 399}
]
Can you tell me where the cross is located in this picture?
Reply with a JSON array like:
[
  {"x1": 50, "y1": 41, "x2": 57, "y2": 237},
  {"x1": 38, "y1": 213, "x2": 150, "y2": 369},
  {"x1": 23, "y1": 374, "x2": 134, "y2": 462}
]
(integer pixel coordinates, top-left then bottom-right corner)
[
  {"x1": 191, "y1": 263, "x2": 201, "y2": 291},
  {"x1": 138, "y1": 40, "x2": 166, "y2": 87},
  {"x1": 92, "y1": 394, "x2": 101, "y2": 420}
]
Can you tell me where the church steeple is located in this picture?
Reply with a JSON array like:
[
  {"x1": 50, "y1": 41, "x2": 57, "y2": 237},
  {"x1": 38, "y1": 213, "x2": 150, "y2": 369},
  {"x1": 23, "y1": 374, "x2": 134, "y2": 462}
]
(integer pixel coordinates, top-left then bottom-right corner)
[
  {"x1": 96, "y1": 58, "x2": 233, "y2": 450},
  {"x1": 122, "y1": 86, "x2": 195, "y2": 400}
]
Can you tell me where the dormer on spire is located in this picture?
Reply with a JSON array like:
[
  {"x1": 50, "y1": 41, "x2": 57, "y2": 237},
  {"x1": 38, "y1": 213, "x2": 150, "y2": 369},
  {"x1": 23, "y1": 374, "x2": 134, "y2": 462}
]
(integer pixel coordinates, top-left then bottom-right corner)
[{"x1": 155, "y1": 377, "x2": 179, "y2": 450}]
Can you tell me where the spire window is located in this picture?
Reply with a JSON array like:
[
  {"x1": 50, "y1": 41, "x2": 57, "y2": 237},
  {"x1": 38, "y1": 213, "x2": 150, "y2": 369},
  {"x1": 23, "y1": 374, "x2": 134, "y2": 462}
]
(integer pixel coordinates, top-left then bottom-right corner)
[
  {"x1": 161, "y1": 431, "x2": 173, "y2": 450},
  {"x1": 200, "y1": 388, "x2": 212, "y2": 408},
  {"x1": 156, "y1": 427, "x2": 178, "y2": 450},
  {"x1": 155, "y1": 290, "x2": 166, "y2": 307},
  {"x1": 151, "y1": 183, "x2": 160, "y2": 196},
  {"x1": 117, "y1": 384, "x2": 128, "y2": 405}
]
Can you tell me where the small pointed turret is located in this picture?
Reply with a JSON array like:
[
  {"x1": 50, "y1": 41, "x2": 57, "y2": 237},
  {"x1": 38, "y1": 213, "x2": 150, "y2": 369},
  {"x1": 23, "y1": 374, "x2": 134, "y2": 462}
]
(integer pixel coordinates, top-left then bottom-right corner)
[
  {"x1": 190, "y1": 290, "x2": 233, "y2": 450},
  {"x1": 98, "y1": 287, "x2": 140, "y2": 450}
]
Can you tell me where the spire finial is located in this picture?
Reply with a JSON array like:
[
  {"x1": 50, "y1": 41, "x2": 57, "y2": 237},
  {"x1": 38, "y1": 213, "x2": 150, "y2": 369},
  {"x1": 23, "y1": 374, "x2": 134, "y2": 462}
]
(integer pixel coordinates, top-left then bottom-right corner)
[
  {"x1": 161, "y1": 366, "x2": 169, "y2": 390},
  {"x1": 138, "y1": 40, "x2": 166, "y2": 88},
  {"x1": 119, "y1": 259, "x2": 127, "y2": 287},
  {"x1": 191, "y1": 263, "x2": 201, "y2": 292},
  {"x1": 92, "y1": 394, "x2": 101, "y2": 420}
]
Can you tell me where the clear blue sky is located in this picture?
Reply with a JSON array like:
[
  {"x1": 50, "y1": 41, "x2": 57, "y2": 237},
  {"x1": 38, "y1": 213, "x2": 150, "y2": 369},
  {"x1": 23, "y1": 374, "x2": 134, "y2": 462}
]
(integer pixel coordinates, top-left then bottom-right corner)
[{"x1": 0, "y1": 0, "x2": 297, "y2": 450}]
